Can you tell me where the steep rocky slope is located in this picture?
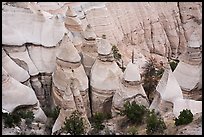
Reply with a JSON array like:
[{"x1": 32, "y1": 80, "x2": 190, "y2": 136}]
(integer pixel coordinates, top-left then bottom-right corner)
[{"x1": 2, "y1": 2, "x2": 202, "y2": 135}]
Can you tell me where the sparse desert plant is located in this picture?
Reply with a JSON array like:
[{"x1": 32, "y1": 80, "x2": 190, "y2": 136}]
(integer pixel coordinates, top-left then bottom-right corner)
[
  {"x1": 175, "y1": 109, "x2": 193, "y2": 126},
  {"x1": 62, "y1": 110, "x2": 85, "y2": 135},
  {"x1": 2, "y1": 113, "x2": 17, "y2": 128},
  {"x1": 2, "y1": 109, "x2": 34, "y2": 128},
  {"x1": 127, "y1": 125, "x2": 138, "y2": 135},
  {"x1": 120, "y1": 101, "x2": 147, "y2": 124},
  {"x1": 169, "y1": 59, "x2": 179, "y2": 71},
  {"x1": 44, "y1": 106, "x2": 60, "y2": 121},
  {"x1": 15, "y1": 109, "x2": 34, "y2": 128},
  {"x1": 142, "y1": 57, "x2": 164, "y2": 102},
  {"x1": 146, "y1": 109, "x2": 166, "y2": 135},
  {"x1": 91, "y1": 112, "x2": 106, "y2": 131},
  {"x1": 112, "y1": 45, "x2": 122, "y2": 61},
  {"x1": 50, "y1": 106, "x2": 60, "y2": 121}
]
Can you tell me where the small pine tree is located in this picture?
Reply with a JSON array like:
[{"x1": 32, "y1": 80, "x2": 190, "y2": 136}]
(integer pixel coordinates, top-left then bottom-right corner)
[
  {"x1": 120, "y1": 101, "x2": 147, "y2": 124},
  {"x1": 169, "y1": 59, "x2": 179, "y2": 71},
  {"x1": 175, "y1": 109, "x2": 193, "y2": 126},
  {"x1": 63, "y1": 110, "x2": 85, "y2": 135},
  {"x1": 146, "y1": 109, "x2": 166, "y2": 135},
  {"x1": 51, "y1": 106, "x2": 60, "y2": 121},
  {"x1": 91, "y1": 112, "x2": 105, "y2": 131},
  {"x1": 127, "y1": 125, "x2": 138, "y2": 135},
  {"x1": 112, "y1": 45, "x2": 122, "y2": 61},
  {"x1": 2, "y1": 113, "x2": 16, "y2": 128},
  {"x1": 2, "y1": 109, "x2": 34, "y2": 128},
  {"x1": 143, "y1": 57, "x2": 164, "y2": 102}
]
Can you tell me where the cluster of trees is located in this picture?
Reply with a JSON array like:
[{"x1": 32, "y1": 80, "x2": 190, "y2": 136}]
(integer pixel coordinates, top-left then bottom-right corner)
[
  {"x1": 142, "y1": 57, "x2": 164, "y2": 102},
  {"x1": 120, "y1": 101, "x2": 194, "y2": 135},
  {"x1": 175, "y1": 109, "x2": 193, "y2": 126},
  {"x1": 62, "y1": 111, "x2": 84, "y2": 135},
  {"x1": 2, "y1": 109, "x2": 34, "y2": 128},
  {"x1": 60, "y1": 110, "x2": 112, "y2": 135},
  {"x1": 120, "y1": 101, "x2": 166, "y2": 135}
]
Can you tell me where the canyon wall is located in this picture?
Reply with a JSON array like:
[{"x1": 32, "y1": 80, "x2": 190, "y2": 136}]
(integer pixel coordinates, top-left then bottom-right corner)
[{"x1": 2, "y1": 2, "x2": 202, "y2": 134}]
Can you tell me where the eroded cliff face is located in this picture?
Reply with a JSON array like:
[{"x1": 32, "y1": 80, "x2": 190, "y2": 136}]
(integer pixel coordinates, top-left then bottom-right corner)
[{"x1": 2, "y1": 2, "x2": 202, "y2": 135}]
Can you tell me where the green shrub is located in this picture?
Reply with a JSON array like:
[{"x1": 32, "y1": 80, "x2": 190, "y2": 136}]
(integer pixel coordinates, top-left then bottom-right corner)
[
  {"x1": 2, "y1": 109, "x2": 35, "y2": 128},
  {"x1": 2, "y1": 113, "x2": 17, "y2": 128},
  {"x1": 16, "y1": 110, "x2": 34, "y2": 120},
  {"x1": 91, "y1": 112, "x2": 105, "y2": 131},
  {"x1": 44, "y1": 106, "x2": 60, "y2": 121},
  {"x1": 15, "y1": 110, "x2": 34, "y2": 128},
  {"x1": 62, "y1": 110, "x2": 85, "y2": 135},
  {"x1": 112, "y1": 45, "x2": 122, "y2": 61},
  {"x1": 127, "y1": 125, "x2": 138, "y2": 135},
  {"x1": 175, "y1": 109, "x2": 193, "y2": 126},
  {"x1": 120, "y1": 101, "x2": 147, "y2": 124},
  {"x1": 143, "y1": 57, "x2": 164, "y2": 101},
  {"x1": 50, "y1": 106, "x2": 60, "y2": 121},
  {"x1": 169, "y1": 59, "x2": 179, "y2": 71},
  {"x1": 146, "y1": 109, "x2": 166, "y2": 135}
]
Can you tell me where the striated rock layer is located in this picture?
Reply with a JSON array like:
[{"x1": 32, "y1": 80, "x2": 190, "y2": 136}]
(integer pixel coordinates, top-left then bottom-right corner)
[
  {"x1": 52, "y1": 35, "x2": 91, "y2": 134},
  {"x1": 2, "y1": 2, "x2": 202, "y2": 135},
  {"x1": 81, "y1": 24, "x2": 98, "y2": 76},
  {"x1": 112, "y1": 62, "x2": 149, "y2": 117},
  {"x1": 173, "y1": 25, "x2": 202, "y2": 91},
  {"x1": 90, "y1": 38, "x2": 123, "y2": 115}
]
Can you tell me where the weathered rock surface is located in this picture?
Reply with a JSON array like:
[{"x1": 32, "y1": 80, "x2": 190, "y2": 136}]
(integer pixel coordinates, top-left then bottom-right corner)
[
  {"x1": 112, "y1": 62, "x2": 149, "y2": 116},
  {"x1": 173, "y1": 25, "x2": 202, "y2": 91},
  {"x1": 150, "y1": 66, "x2": 202, "y2": 118},
  {"x1": 81, "y1": 24, "x2": 98, "y2": 76},
  {"x1": 52, "y1": 35, "x2": 91, "y2": 134},
  {"x1": 2, "y1": 68, "x2": 47, "y2": 123},
  {"x1": 2, "y1": 2, "x2": 202, "y2": 135},
  {"x1": 2, "y1": 2, "x2": 66, "y2": 47},
  {"x1": 90, "y1": 38, "x2": 123, "y2": 115},
  {"x1": 65, "y1": 5, "x2": 84, "y2": 32},
  {"x1": 2, "y1": 48, "x2": 30, "y2": 82}
]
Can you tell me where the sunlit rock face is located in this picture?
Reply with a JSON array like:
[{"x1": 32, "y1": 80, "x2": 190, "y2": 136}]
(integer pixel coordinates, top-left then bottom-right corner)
[
  {"x1": 173, "y1": 25, "x2": 202, "y2": 91},
  {"x1": 2, "y1": 48, "x2": 30, "y2": 82},
  {"x1": 81, "y1": 24, "x2": 98, "y2": 76},
  {"x1": 51, "y1": 35, "x2": 91, "y2": 134},
  {"x1": 90, "y1": 38, "x2": 123, "y2": 115},
  {"x1": 2, "y1": 2, "x2": 202, "y2": 135},
  {"x1": 2, "y1": 2, "x2": 66, "y2": 47},
  {"x1": 73, "y1": 2, "x2": 201, "y2": 64},
  {"x1": 112, "y1": 62, "x2": 149, "y2": 117},
  {"x1": 150, "y1": 66, "x2": 202, "y2": 118},
  {"x1": 65, "y1": 5, "x2": 84, "y2": 32}
]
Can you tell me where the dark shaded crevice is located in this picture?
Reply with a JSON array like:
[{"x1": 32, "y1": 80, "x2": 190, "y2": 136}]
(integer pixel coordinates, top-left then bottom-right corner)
[
  {"x1": 87, "y1": 76, "x2": 93, "y2": 117},
  {"x1": 177, "y1": 2, "x2": 187, "y2": 42},
  {"x1": 150, "y1": 21, "x2": 155, "y2": 53},
  {"x1": 30, "y1": 73, "x2": 53, "y2": 112},
  {"x1": 25, "y1": 43, "x2": 40, "y2": 73},
  {"x1": 177, "y1": 2, "x2": 183, "y2": 24},
  {"x1": 40, "y1": 73, "x2": 53, "y2": 111}
]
